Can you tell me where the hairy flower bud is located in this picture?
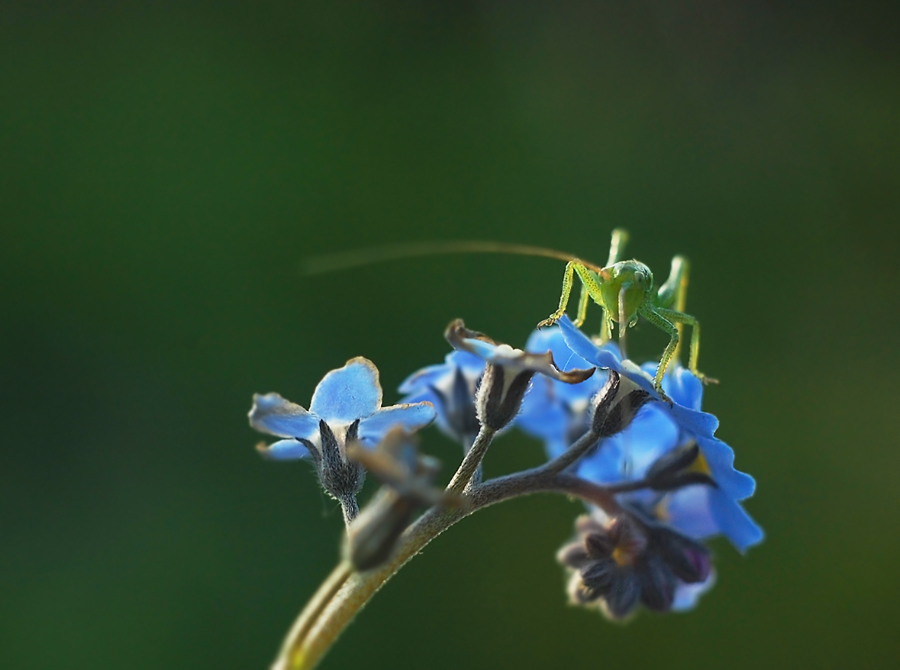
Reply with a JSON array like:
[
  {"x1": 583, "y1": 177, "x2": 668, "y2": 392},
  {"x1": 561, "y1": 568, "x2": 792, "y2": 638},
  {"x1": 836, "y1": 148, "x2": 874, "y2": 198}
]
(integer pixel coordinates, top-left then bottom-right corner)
[
  {"x1": 475, "y1": 362, "x2": 533, "y2": 432},
  {"x1": 590, "y1": 370, "x2": 652, "y2": 438},
  {"x1": 645, "y1": 441, "x2": 717, "y2": 492}
]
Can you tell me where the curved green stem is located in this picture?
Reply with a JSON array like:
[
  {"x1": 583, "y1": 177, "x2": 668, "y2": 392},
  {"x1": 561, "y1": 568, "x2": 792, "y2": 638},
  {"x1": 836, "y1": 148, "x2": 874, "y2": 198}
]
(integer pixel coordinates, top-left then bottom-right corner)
[
  {"x1": 271, "y1": 561, "x2": 354, "y2": 670},
  {"x1": 273, "y1": 430, "x2": 646, "y2": 669},
  {"x1": 277, "y1": 504, "x2": 465, "y2": 670}
]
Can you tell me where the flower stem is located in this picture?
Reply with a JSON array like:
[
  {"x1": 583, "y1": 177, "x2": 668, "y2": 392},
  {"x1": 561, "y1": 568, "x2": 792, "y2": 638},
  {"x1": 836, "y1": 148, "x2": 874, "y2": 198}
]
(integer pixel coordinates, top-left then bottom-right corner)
[
  {"x1": 274, "y1": 446, "x2": 641, "y2": 670},
  {"x1": 277, "y1": 505, "x2": 466, "y2": 670},
  {"x1": 541, "y1": 429, "x2": 600, "y2": 474},
  {"x1": 271, "y1": 561, "x2": 354, "y2": 670},
  {"x1": 446, "y1": 425, "x2": 495, "y2": 493}
]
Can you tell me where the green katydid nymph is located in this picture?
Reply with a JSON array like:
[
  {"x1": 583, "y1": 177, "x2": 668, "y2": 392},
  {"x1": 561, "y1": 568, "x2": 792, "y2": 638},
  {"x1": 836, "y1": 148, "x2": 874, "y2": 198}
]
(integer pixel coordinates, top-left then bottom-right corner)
[{"x1": 303, "y1": 229, "x2": 711, "y2": 398}]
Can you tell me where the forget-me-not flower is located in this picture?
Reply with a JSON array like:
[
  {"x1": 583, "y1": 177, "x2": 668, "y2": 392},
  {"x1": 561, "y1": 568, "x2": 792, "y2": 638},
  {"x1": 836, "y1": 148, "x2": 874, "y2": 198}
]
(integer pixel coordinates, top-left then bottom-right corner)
[
  {"x1": 249, "y1": 357, "x2": 436, "y2": 519},
  {"x1": 398, "y1": 350, "x2": 485, "y2": 447}
]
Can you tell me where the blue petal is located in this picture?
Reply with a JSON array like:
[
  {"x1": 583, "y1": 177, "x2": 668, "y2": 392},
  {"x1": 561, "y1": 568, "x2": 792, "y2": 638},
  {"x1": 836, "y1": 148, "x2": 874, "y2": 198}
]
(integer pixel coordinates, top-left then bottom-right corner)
[
  {"x1": 697, "y1": 436, "x2": 756, "y2": 500},
  {"x1": 558, "y1": 317, "x2": 659, "y2": 395},
  {"x1": 709, "y1": 488, "x2": 765, "y2": 552},
  {"x1": 529, "y1": 325, "x2": 614, "y2": 406},
  {"x1": 397, "y1": 351, "x2": 484, "y2": 394},
  {"x1": 464, "y1": 338, "x2": 501, "y2": 360},
  {"x1": 667, "y1": 367, "x2": 704, "y2": 410},
  {"x1": 257, "y1": 438, "x2": 312, "y2": 461},
  {"x1": 248, "y1": 393, "x2": 320, "y2": 440},
  {"x1": 447, "y1": 349, "x2": 488, "y2": 374},
  {"x1": 667, "y1": 405, "x2": 719, "y2": 438},
  {"x1": 618, "y1": 405, "x2": 681, "y2": 475},
  {"x1": 358, "y1": 402, "x2": 437, "y2": 445},
  {"x1": 399, "y1": 386, "x2": 438, "y2": 407},
  {"x1": 399, "y1": 351, "x2": 484, "y2": 443},
  {"x1": 525, "y1": 326, "x2": 592, "y2": 371},
  {"x1": 556, "y1": 315, "x2": 764, "y2": 552},
  {"x1": 558, "y1": 317, "x2": 622, "y2": 369},
  {"x1": 577, "y1": 434, "x2": 628, "y2": 484},
  {"x1": 639, "y1": 363, "x2": 704, "y2": 410},
  {"x1": 665, "y1": 486, "x2": 720, "y2": 539},
  {"x1": 555, "y1": 376, "x2": 605, "y2": 406},
  {"x1": 517, "y1": 376, "x2": 558, "y2": 433},
  {"x1": 398, "y1": 386, "x2": 456, "y2": 439},
  {"x1": 397, "y1": 362, "x2": 450, "y2": 395},
  {"x1": 517, "y1": 394, "x2": 570, "y2": 440},
  {"x1": 310, "y1": 357, "x2": 383, "y2": 423}
]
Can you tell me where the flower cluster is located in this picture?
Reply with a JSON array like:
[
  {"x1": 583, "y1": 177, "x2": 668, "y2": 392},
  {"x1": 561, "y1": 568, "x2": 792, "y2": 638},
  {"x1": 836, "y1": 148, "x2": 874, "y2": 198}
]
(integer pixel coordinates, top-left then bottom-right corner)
[
  {"x1": 517, "y1": 317, "x2": 760, "y2": 616},
  {"x1": 249, "y1": 314, "x2": 761, "y2": 622}
]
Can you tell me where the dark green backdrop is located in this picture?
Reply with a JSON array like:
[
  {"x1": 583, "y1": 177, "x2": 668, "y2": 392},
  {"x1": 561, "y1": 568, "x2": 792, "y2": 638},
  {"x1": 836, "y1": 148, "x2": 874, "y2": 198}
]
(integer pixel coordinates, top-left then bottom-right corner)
[{"x1": 2, "y1": 2, "x2": 898, "y2": 669}]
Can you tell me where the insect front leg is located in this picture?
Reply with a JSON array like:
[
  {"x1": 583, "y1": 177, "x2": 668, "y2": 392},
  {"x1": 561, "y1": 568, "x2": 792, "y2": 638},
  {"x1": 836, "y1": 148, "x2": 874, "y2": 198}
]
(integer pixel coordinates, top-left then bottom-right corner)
[
  {"x1": 598, "y1": 308, "x2": 613, "y2": 343},
  {"x1": 573, "y1": 281, "x2": 590, "y2": 328},
  {"x1": 537, "y1": 262, "x2": 603, "y2": 328}
]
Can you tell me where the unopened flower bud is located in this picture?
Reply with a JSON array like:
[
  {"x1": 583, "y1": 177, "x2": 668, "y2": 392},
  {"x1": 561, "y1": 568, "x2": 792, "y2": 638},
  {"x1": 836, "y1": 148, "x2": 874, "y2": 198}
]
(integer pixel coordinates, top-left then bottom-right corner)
[
  {"x1": 345, "y1": 428, "x2": 465, "y2": 571},
  {"x1": 645, "y1": 441, "x2": 717, "y2": 492},
  {"x1": 345, "y1": 490, "x2": 414, "y2": 571},
  {"x1": 589, "y1": 370, "x2": 652, "y2": 437},
  {"x1": 475, "y1": 362, "x2": 533, "y2": 431}
]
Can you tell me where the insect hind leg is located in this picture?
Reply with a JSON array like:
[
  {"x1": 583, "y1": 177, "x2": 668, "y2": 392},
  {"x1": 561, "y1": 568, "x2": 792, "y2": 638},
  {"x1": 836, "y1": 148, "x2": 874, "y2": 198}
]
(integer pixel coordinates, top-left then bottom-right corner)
[
  {"x1": 638, "y1": 306, "x2": 679, "y2": 400},
  {"x1": 656, "y1": 255, "x2": 691, "y2": 360},
  {"x1": 606, "y1": 228, "x2": 630, "y2": 266},
  {"x1": 653, "y1": 306, "x2": 714, "y2": 385}
]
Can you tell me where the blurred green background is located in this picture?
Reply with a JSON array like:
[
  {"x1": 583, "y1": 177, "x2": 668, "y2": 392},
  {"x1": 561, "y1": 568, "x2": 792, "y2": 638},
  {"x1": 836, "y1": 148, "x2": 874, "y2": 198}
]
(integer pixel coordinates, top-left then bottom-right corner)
[{"x1": 2, "y1": 2, "x2": 898, "y2": 669}]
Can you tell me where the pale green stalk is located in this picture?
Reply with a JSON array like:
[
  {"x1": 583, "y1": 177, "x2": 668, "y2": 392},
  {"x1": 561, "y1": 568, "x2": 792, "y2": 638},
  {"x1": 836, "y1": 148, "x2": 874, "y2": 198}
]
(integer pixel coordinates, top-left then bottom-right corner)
[{"x1": 270, "y1": 428, "x2": 624, "y2": 670}]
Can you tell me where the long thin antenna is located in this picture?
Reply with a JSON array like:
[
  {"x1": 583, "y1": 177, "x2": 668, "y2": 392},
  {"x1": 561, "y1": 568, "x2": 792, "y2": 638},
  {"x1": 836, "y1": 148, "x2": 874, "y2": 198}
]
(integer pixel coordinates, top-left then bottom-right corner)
[{"x1": 302, "y1": 240, "x2": 602, "y2": 275}]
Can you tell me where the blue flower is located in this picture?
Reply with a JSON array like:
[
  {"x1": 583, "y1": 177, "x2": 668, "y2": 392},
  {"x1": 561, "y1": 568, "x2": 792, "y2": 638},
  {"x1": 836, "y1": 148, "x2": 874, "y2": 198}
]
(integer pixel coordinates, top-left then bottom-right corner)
[
  {"x1": 555, "y1": 316, "x2": 763, "y2": 555},
  {"x1": 444, "y1": 319, "x2": 595, "y2": 432},
  {"x1": 516, "y1": 326, "x2": 607, "y2": 458},
  {"x1": 250, "y1": 357, "x2": 437, "y2": 519},
  {"x1": 400, "y1": 320, "x2": 596, "y2": 439},
  {"x1": 250, "y1": 356, "x2": 436, "y2": 460},
  {"x1": 398, "y1": 350, "x2": 486, "y2": 447}
]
